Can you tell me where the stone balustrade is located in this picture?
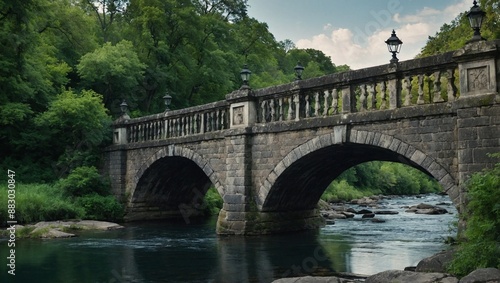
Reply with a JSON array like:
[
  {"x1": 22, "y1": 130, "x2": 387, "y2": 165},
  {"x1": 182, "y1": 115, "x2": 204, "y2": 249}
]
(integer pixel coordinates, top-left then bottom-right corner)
[
  {"x1": 119, "y1": 101, "x2": 229, "y2": 144},
  {"x1": 254, "y1": 51, "x2": 459, "y2": 123},
  {"x1": 113, "y1": 40, "x2": 499, "y2": 146}
]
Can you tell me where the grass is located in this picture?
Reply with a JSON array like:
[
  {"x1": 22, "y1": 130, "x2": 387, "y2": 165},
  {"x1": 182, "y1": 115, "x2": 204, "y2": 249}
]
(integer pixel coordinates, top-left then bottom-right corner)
[
  {"x1": 0, "y1": 183, "x2": 84, "y2": 225},
  {"x1": 0, "y1": 182, "x2": 125, "y2": 226}
]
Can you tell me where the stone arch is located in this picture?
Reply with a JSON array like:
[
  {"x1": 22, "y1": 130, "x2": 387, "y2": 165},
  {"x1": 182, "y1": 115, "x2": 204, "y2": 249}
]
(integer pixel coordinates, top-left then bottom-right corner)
[
  {"x1": 256, "y1": 127, "x2": 459, "y2": 211},
  {"x1": 125, "y1": 145, "x2": 225, "y2": 221},
  {"x1": 132, "y1": 144, "x2": 225, "y2": 200}
]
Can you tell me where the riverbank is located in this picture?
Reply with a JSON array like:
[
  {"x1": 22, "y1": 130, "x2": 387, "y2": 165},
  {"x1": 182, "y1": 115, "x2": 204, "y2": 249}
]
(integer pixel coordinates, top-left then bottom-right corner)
[{"x1": 272, "y1": 264, "x2": 500, "y2": 283}]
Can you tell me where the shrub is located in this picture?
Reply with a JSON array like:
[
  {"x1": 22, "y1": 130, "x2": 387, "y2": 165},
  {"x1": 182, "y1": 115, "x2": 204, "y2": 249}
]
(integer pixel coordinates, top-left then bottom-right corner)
[
  {"x1": 447, "y1": 154, "x2": 500, "y2": 277},
  {"x1": 203, "y1": 187, "x2": 223, "y2": 215},
  {"x1": 321, "y1": 180, "x2": 380, "y2": 202},
  {"x1": 56, "y1": 166, "x2": 110, "y2": 197},
  {"x1": 75, "y1": 194, "x2": 124, "y2": 222}
]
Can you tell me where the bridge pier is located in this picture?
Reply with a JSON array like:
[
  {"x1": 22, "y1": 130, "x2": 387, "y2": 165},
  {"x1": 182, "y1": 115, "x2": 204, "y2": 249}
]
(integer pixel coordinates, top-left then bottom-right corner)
[{"x1": 216, "y1": 209, "x2": 325, "y2": 235}]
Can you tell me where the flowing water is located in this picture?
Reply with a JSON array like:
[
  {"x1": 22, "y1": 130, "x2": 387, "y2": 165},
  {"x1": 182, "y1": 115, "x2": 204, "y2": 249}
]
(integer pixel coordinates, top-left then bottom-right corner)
[{"x1": 1, "y1": 194, "x2": 456, "y2": 283}]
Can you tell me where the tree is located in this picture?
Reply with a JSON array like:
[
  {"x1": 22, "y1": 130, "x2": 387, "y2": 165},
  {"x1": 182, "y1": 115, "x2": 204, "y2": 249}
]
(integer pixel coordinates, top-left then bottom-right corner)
[
  {"x1": 35, "y1": 89, "x2": 112, "y2": 176},
  {"x1": 78, "y1": 0, "x2": 128, "y2": 43},
  {"x1": 419, "y1": 0, "x2": 500, "y2": 57},
  {"x1": 0, "y1": 0, "x2": 76, "y2": 181},
  {"x1": 77, "y1": 40, "x2": 146, "y2": 115}
]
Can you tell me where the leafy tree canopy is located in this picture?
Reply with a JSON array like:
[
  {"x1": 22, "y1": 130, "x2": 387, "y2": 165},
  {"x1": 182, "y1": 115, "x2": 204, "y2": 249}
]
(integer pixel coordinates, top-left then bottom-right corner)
[{"x1": 419, "y1": 0, "x2": 500, "y2": 57}]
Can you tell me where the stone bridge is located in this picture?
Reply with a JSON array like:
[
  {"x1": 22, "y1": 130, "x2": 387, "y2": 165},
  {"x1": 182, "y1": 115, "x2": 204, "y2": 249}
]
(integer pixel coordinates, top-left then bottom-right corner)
[{"x1": 104, "y1": 40, "x2": 500, "y2": 235}]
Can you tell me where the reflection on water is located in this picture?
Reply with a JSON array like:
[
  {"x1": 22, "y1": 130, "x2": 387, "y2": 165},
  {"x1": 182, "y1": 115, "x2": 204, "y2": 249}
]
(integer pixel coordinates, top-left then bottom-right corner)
[{"x1": 0, "y1": 194, "x2": 456, "y2": 282}]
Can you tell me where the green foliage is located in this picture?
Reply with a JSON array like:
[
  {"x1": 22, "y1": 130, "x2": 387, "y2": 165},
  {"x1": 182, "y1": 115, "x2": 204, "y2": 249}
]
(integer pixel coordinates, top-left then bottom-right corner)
[
  {"x1": 447, "y1": 153, "x2": 500, "y2": 277},
  {"x1": 0, "y1": 184, "x2": 84, "y2": 225},
  {"x1": 35, "y1": 90, "x2": 112, "y2": 176},
  {"x1": 2, "y1": 0, "x2": 353, "y2": 181},
  {"x1": 75, "y1": 194, "x2": 124, "y2": 222},
  {"x1": 203, "y1": 187, "x2": 223, "y2": 215},
  {"x1": 0, "y1": 179, "x2": 123, "y2": 224},
  {"x1": 55, "y1": 166, "x2": 110, "y2": 197},
  {"x1": 419, "y1": 0, "x2": 500, "y2": 57},
  {"x1": 322, "y1": 180, "x2": 377, "y2": 202},
  {"x1": 77, "y1": 40, "x2": 146, "y2": 114},
  {"x1": 321, "y1": 161, "x2": 441, "y2": 202}
]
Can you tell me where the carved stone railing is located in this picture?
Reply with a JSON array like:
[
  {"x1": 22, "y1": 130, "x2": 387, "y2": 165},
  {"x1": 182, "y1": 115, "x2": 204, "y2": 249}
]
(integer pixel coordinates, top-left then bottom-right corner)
[
  {"x1": 255, "y1": 51, "x2": 461, "y2": 123},
  {"x1": 121, "y1": 101, "x2": 229, "y2": 144},
  {"x1": 112, "y1": 40, "x2": 498, "y2": 145}
]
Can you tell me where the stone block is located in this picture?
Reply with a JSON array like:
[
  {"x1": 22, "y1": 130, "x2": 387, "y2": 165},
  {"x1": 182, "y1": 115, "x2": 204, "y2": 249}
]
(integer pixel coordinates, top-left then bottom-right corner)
[
  {"x1": 372, "y1": 132, "x2": 382, "y2": 146},
  {"x1": 225, "y1": 211, "x2": 247, "y2": 221},
  {"x1": 333, "y1": 125, "x2": 347, "y2": 143},
  {"x1": 458, "y1": 149, "x2": 473, "y2": 163},
  {"x1": 318, "y1": 133, "x2": 333, "y2": 148},
  {"x1": 440, "y1": 175, "x2": 455, "y2": 192},
  {"x1": 458, "y1": 128, "x2": 478, "y2": 141},
  {"x1": 389, "y1": 138, "x2": 401, "y2": 152},
  {"x1": 473, "y1": 147, "x2": 499, "y2": 163},
  {"x1": 458, "y1": 116, "x2": 491, "y2": 128},
  {"x1": 349, "y1": 129, "x2": 358, "y2": 143},
  {"x1": 411, "y1": 150, "x2": 427, "y2": 165},
  {"x1": 478, "y1": 126, "x2": 500, "y2": 139},
  {"x1": 457, "y1": 108, "x2": 479, "y2": 119},
  {"x1": 223, "y1": 194, "x2": 246, "y2": 204},
  {"x1": 379, "y1": 134, "x2": 393, "y2": 149},
  {"x1": 482, "y1": 138, "x2": 500, "y2": 147}
]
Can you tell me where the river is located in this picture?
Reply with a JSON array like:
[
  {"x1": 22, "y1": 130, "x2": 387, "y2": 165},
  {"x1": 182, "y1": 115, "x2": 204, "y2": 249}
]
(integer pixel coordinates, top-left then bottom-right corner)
[{"x1": 1, "y1": 194, "x2": 456, "y2": 283}]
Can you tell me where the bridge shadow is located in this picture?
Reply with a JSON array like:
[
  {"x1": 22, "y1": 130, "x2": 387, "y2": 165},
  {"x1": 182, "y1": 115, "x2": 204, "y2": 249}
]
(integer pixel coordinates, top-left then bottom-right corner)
[{"x1": 129, "y1": 156, "x2": 215, "y2": 222}]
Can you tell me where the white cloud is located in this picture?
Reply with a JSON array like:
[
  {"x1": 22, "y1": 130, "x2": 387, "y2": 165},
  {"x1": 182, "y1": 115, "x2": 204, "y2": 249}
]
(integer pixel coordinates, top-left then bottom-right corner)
[
  {"x1": 296, "y1": 0, "x2": 471, "y2": 70},
  {"x1": 394, "y1": 7, "x2": 441, "y2": 23}
]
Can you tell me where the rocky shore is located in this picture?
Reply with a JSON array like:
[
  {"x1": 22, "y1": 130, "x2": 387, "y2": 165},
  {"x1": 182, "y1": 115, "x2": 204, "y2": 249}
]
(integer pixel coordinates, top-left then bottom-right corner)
[
  {"x1": 318, "y1": 195, "x2": 451, "y2": 225},
  {"x1": 3, "y1": 220, "x2": 124, "y2": 239},
  {"x1": 272, "y1": 249, "x2": 500, "y2": 282},
  {"x1": 272, "y1": 265, "x2": 500, "y2": 283}
]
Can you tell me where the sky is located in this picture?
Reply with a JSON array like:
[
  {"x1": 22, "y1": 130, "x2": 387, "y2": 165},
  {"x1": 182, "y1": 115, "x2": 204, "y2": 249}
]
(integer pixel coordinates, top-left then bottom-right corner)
[{"x1": 247, "y1": 0, "x2": 474, "y2": 70}]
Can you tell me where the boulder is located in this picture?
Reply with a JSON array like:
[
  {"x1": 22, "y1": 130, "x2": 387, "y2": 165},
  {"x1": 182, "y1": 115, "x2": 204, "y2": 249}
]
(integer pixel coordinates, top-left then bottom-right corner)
[
  {"x1": 272, "y1": 276, "x2": 354, "y2": 283},
  {"x1": 322, "y1": 211, "x2": 347, "y2": 219},
  {"x1": 416, "y1": 249, "x2": 455, "y2": 273},
  {"x1": 345, "y1": 208, "x2": 357, "y2": 214},
  {"x1": 357, "y1": 209, "x2": 373, "y2": 215},
  {"x1": 362, "y1": 213, "x2": 375, "y2": 219},
  {"x1": 341, "y1": 212, "x2": 355, "y2": 218},
  {"x1": 351, "y1": 197, "x2": 378, "y2": 206},
  {"x1": 30, "y1": 226, "x2": 76, "y2": 239},
  {"x1": 459, "y1": 268, "x2": 500, "y2": 283},
  {"x1": 375, "y1": 210, "x2": 399, "y2": 215},
  {"x1": 415, "y1": 208, "x2": 448, "y2": 215},
  {"x1": 77, "y1": 220, "x2": 124, "y2": 230},
  {"x1": 365, "y1": 270, "x2": 458, "y2": 283},
  {"x1": 371, "y1": 218, "x2": 386, "y2": 223},
  {"x1": 416, "y1": 203, "x2": 436, "y2": 209}
]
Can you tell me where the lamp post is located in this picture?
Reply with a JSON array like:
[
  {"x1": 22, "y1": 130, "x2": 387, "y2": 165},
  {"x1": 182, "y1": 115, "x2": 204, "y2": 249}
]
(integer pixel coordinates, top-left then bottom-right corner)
[
  {"x1": 467, "y1": 0, "x2": 486, "y2": 42},
  {"x1": 385, "y1": 30, "x2": 403, "y2": 64},
  {"x1": 163, "y1": 92, "x2": 172, "y2": 111},
  {"x1": 294, "y1": 62, "x2": 305, "y2": 80},
  {"x1": 240, "y1": 64, "x2": 251, "y2": 88},
  {"x1": 120, "y1": 100, "x2": 128, "y2": 115}
]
